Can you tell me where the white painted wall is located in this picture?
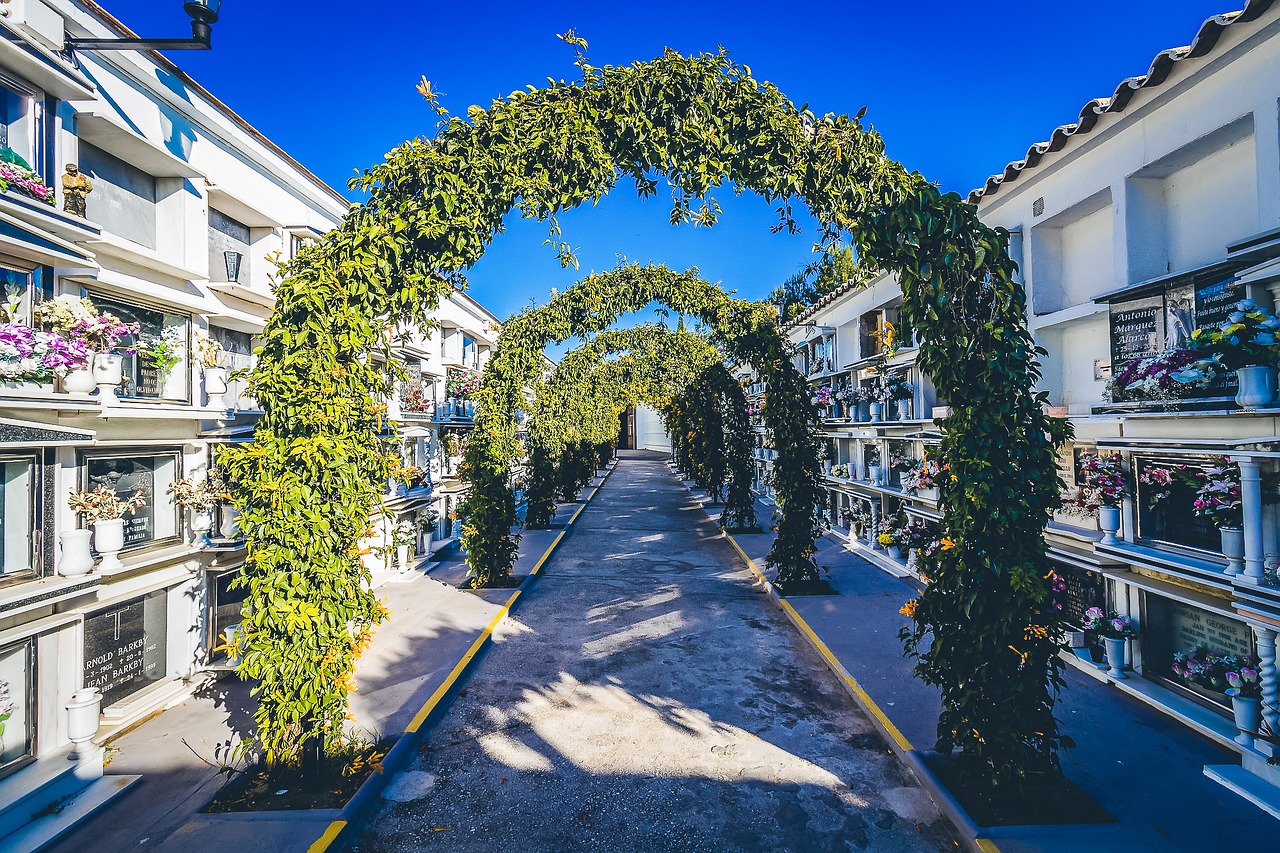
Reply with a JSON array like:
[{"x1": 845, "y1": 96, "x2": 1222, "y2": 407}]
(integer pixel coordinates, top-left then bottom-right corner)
[{"x1": 636, "y1": 404, "x2": 673, "y2": 453}]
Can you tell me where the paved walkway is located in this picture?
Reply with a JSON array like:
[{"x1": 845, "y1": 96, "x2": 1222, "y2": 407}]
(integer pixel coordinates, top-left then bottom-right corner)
[
  {"x1": 722, "y1": 493, "x2": 1280, "y2": 852},
  {"x1": 49, "y1": 490, "x2": 586, "y2": 853},
  {"x1": 355, "y1": 451, "x2": 953, "y2": 852}
]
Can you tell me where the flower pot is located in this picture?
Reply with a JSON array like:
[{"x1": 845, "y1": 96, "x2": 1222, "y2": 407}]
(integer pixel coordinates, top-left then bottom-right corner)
[
  {"x1": 396, "y1": 543, "x2": 412, "y2": 572},
  {"x1": 869, "y1": 402, "x2": 883, "y2": 421},
  {"x1": 219, "y1": 505, "x2": 241, "y2": 540},
  {"x1": 868, "y1": 465, "x2": 882, "y2": 484},
  {"x1": 189, "y1": 508, "x2": 213, "y2": 547},
  {"x1": 857, "y1": 401, "x2": 870, "y2": 422},
  {"x1": 1103, "y1": 635, "x2": 1128, "y2": 679},
  {"x1": 421, "y1": 531, "x2": 434, "y2": 556},
  {"x1": 92, "y1": 352, "x2": 123, "y2": 404},
  {"x1": 1234, "y1": 365, "x2": 1275, "y2": 410},
  {"x1": 896, "y1": 399, "x2": 911, "y2": 421},
  {"x1": 1098, "y1": 504, "x2": 1122, "y2": 547},
  {"x1": 92, "y1": 518, "x2": 125, "y2": 573},
  {"x1": 1220, "y1": 526, "x2": 1245, "y2": 575},
  {"x1": 61, "y1": 366, "x2": 97, "y2": 395},
  {"x1": 887, "y1": 545, "x2": 903, "y2": 561},
  {"x1": 222, "y1": 624, "x2": 241, "y2": 664},
  {"x1": 57, "y1": 529, "x2": 94, "y2": 577},
  {"x1": 920, "y1": 487, "x2": 940, "y2": 503},
  {"x1": 1231, "y1": 695, "x2": 1262, "y2": 748},
  {"x1": 203, "y1": 366, "x2": 230, "y2": 410},
  {"x1": 65, "y1": 688, "x2": 102, "y2": 761},
  {"x1": 823, "y1": 461, "x2": 833, "y2": 475}
]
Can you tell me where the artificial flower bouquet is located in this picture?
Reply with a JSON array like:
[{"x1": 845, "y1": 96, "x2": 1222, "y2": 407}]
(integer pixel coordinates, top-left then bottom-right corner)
[
  {"x1": 68, "y1": 486, "x2": 146, "y2": 522},
  {"x1": 1082, "y1": 607, "x2": 1138, "y2": 639},
  {"x1": 1172, "y1": 647, "x2": 1259, "y2": 695},
  {"x1": 1191, "y1": 457, "x2": 1243, "y2": 529},
  {"x1": 1189, "y1": 299, "x2": 1280, "y2": 370}
]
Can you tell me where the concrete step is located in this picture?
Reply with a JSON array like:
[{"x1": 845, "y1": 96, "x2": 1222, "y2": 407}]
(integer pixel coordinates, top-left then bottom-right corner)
[
  {"x1": 0, "y1": 748, "x2": 99, "y2": 841},
  {"x1": 0, "y1": 772, "x2": 140, "y2": 853}
]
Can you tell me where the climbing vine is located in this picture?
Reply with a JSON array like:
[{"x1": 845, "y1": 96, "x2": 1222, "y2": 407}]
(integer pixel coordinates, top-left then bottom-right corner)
[
  {"x1": 227, "y1": 39, "x2": 1068, "y2": 801},
  {"x1": 463, "y1": 264, "x2": 823, "y2": 592}
]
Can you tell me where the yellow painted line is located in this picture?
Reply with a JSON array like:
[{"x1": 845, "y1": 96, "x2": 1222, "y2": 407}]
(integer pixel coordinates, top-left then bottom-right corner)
[
  {"x1": 404, "y1": 594, "x2": 516, "y2": 734},
  {"x1": 776, "y1": 597, "x2": 914, "y2": 753},
  {"x1": 312, "y1": 465, "x2": 618, "y2": 853},
  {"x1": 975, "y1": 840, "x2": 1002, "y2": 853},
  {"x1": 722, "y1": 528, "x2": 913, "y2": 753},
  {"x1": 529, "y1": 530, "x2": 566, "y2": 577},
  {"x1": 307, "y1": 820, "x2": 347, "y2": 853}
]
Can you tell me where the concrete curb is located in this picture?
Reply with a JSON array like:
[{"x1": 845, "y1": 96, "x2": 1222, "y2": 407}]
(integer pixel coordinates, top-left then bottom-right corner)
[
  {"x1": 701, "y1": 486, "x2": 1001, "y2": 853},
  {"x1": 306, "y1": 460, "x2": 618, "y2": 853}
]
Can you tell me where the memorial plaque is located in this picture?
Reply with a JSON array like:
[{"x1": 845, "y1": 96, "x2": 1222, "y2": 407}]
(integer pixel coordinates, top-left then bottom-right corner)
[
  {"x1": 1134, "y1": 457, "x2": 1219, "y2": 552},
  {"x1": 1194, "y1": 277, "x2": 1245, "y2": 332},
  {"x1": 1109, "y1": 296, "x2": 1165, "y2": 370},
  {"x1": 86, "y1": 456, "x2": 159, "y2": 548},
  {"x1": 134, "y1": 363, "x2": 162, "y2": 398},
  {"x1": 1145, "y1": 594, "x2": 1253, "y2": 705},
  {"x1": 84, "y1": 594, "x2": 167, "y2": 708},
  {"x1": 1054, "y1": 564, "x2": 1105, "y2": 629}
]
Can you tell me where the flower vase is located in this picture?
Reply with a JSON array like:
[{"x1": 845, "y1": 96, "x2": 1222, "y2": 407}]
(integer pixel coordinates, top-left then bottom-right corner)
[
  {"x1": 868, "y1": 465, "x2": 882, "y2": 485},
  {"x1": 219, "y1": 505, "x2": 241, "y2": 540},
  {"x1": 823, "y1": 461, "x2": 833, "y2": 475},
  {"x1": 1220, "y1": 526, "x2": 1245, "y2": 575},
  {"x1": 1231, "y1": 695, "x2": 1262, "y2": 748},
  {"x1": 907, "y1": 548, "x2": 919, "y2": 571},
  {"x1": 1098, "y1": 505, "x2": 1122, "y2": 546},
  {"x1": 421, "y1": 531, "x2": 434, "y2": 557},
  {"x1": 887, "y1": 545, "x2": 903, "y2": 561},
  {"x1": 189, "y1": 508, "x2": 213, "y2": 548},
  {"x1": 204, "y1": 366, "x2": 230, "y2": 410},
  {"x1": 857, "y1": 401, "x2": 870, "y2": 422},
  {"x1": 896, "y1": 399, "x2": 911, "y2": 420},
  {"x1": 1103, "y1": 635, "x2": 1128, "y2": 679},
  {"x1": 92, "y1": 518, "x2": 125, "y2": 573},
  {"x1": 57, "y1": 529, "x2": 94, "y2": 577},
  {"x1": 868, "y1": 402, "x2": 883, "y2": 421},
  {"x1": 91, "y1": 353, "x2": 123, "y2": 404},
  {"x1": 61, "y1": 362, "x2": 97, "y2": 395},
  {"x1": 1235, "y1": 365, "x2": 1275, "y2": 410},
  {"x1": 396, "y1": 543, "x2": 412, "y2": 572},
  {"x1": 65, "y1": 688, "x2": 103, "y2": 761}
]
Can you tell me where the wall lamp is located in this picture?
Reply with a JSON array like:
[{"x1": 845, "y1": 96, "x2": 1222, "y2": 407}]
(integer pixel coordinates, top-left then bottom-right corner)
[
  {"x1": 223, "y1": 250, "x2": 242, "y2": 283},
  {"x1": 68, "y1": 1, "x2": 223, "y2": 52}
]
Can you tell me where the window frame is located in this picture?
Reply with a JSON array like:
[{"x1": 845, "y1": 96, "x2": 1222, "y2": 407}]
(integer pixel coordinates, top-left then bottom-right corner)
[
  {"x1": 0, "y1": 452, "x2": 41, "y2": 589},
  {"x1": 0, "y1": 71, "x2": 47, "y2": 182},
  {"x1": 0, "y1": 636, "x2": 37, "y2": 781},
  {"x1": 85, "y1": 291, "x2": 193, "y2": 404},
  {"x1": 77, "y1": 447, "x2": 183, "y2": 554}
]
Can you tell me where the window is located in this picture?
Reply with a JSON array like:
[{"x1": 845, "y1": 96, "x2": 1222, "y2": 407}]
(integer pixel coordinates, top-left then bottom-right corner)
[
  {"x1": 1142, "y1": 594, "x2": 1254, "y2": 711},
  {"x1": 0, "y1": 75, "x2": 42, "y2": 175},
  {"x1": 207, "y1": 325, "x2": 254, "y2": 409},
  {"x1": 90, "y1": 294, "x2": 191, "y2": 402},
  {"x1": 1132, "y1": 455, "x2": 1219, "y2": 554},
  {"x1": 0, "y1": 455, "x2": 38, "y2": 584},
  {"x1": 0, "y1": 260, "x2": 50, "y2": 325},
  {"x1": 207, "y1": 570, "x2": 247, "y2": 665},
  {"x1": 81, "y1": 450, "x2": 181, "y2": 551},
  {"x1": 0, "y1": 638, "x2": 34, "y2": 779}
]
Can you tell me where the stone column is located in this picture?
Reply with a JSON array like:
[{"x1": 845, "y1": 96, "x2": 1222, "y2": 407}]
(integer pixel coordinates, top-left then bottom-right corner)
[
  {"x1": 1239, "y1": 457, "x2": 1265, "y2": 583},
  {"x1": 1255, "y1": 626, "x2": 1279, "y2": 734}
]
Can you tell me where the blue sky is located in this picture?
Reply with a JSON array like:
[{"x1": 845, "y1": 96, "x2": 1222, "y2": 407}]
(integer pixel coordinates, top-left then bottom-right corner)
[{"x1": 109, "y1": 0, "x2": 1231, "y2": 322}]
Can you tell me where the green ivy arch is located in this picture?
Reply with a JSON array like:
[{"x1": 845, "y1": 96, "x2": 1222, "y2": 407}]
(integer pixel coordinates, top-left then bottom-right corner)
[
  {"x1": 462, "y1": 263, "x2": 823, "y2": 589},
  {"x1": 516, "y1": 324, "x2": 754, "y2": 533},
  {"x1": 225, "y1": 44, "x2": 1069, "y2": 800}
]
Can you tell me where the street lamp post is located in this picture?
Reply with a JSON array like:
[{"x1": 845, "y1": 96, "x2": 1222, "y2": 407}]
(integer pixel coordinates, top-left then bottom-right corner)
[{"x1": 68, "y1": 1, "x2": 225, "y2": 52}]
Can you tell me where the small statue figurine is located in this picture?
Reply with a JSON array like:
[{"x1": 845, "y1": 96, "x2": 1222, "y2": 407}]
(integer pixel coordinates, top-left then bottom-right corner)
[{"x1": 62, "y1": 163, "x2": 92, "y2": 217}]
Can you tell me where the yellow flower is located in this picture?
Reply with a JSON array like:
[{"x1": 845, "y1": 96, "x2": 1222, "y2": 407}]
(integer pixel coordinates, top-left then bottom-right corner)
[
  {"x1": 899, "y1": 598, "x2": 918, "y2": 618},
  {"x1": 940, "y1": 537, "x2": 956, "y2": 550}
]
